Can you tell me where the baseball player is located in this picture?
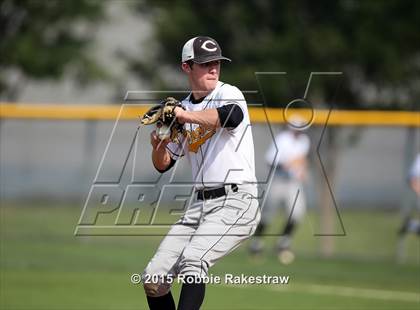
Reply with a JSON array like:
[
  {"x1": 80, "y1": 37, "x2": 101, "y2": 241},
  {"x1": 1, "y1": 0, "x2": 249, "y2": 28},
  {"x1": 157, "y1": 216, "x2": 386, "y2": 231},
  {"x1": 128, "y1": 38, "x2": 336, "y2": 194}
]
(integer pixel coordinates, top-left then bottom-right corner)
[
  {"x1": 249, "y1": 120, "x2": 310, "y2": 264},
  {"x1": 142, "y1": 36, "x2": 260, "y2": 310},
  {"x1": 407, "y1": 153, "x2": 420, "y2": 196},
  {"x1": 397, "y1": 153, "x2": 420, "y2": 262}
]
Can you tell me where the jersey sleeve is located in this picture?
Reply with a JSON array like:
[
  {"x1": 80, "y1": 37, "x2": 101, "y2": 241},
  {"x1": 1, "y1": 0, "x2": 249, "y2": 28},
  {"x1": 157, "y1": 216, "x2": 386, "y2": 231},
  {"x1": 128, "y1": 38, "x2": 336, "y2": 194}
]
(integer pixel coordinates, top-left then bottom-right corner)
[
  {"x1": 217, "y1": 84, "x2": 247, "y2": 131},
  {"x1": 166, "y1": 139, "x2": 185, "y2": 160},
  {"x1": 219, "y1": 84, "x2": 246, "y2": 109}
]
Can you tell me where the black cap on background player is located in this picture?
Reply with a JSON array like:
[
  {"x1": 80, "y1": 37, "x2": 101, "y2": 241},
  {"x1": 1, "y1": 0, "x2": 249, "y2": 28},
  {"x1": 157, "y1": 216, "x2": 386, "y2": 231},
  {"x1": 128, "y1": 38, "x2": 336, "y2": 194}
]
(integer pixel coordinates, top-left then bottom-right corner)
[{"x1": 182, "y1": 36, "x2": 231, "y2": 64}]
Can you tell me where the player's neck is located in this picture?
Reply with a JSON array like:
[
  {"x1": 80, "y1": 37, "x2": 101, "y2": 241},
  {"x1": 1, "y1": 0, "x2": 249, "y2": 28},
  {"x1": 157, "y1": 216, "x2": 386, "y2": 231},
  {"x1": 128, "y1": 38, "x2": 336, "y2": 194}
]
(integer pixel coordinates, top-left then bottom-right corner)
[
  {"x1": 191, "y1": 89, "x2": 211, "y2": 101},
  {"x1": 189, "y1": 80, "x2": 218, "y2": 100}
]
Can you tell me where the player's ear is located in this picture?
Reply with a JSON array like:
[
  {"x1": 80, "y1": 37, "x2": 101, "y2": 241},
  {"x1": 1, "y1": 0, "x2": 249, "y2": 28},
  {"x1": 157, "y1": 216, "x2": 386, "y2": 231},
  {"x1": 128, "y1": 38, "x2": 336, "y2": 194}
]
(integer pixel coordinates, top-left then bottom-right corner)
[{"x1": 181, "y1": 62, "x2": 192, "y2": 73}]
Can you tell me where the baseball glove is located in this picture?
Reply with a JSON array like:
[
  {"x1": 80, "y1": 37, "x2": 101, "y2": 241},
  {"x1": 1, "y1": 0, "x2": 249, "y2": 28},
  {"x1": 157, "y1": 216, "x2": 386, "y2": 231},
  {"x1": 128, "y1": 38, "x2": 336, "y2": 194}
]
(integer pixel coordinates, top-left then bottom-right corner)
[{"x1": 140, "y1": 97, "x2": 184, "y2": 143}]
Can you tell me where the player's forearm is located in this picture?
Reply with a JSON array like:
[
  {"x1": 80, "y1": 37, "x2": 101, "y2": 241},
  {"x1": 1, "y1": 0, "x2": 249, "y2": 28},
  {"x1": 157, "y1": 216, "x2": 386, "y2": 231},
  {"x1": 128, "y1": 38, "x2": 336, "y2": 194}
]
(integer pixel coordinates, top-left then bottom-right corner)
[
  {"x1": 177, "y1": 109, "x2": 220, "y2": 129},
  {"x1": 152, "y1": 148, "x2": 171, "y2": 171}
]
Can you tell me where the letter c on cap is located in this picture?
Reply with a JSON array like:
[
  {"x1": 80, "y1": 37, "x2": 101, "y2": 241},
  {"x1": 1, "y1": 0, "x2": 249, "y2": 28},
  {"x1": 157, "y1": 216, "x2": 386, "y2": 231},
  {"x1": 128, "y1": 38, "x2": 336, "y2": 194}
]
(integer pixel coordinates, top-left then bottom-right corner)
[{"x1": 201, "y1": 40, "x2": 217, "y2": 52}]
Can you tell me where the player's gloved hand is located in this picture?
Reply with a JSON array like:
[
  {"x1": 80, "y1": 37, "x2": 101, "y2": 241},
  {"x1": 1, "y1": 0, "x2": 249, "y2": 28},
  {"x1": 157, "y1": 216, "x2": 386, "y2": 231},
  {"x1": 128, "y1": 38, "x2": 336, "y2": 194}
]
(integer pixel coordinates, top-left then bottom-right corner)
[
  {"x1": 173, "y1": 106, "x2": 186, "y2": 124},
  {"x1": 161, "y1": 97, "x2": 182, "y2": 123},
  {"x1": 140, "y1": 97, "x2": 185, "y2": 143}
]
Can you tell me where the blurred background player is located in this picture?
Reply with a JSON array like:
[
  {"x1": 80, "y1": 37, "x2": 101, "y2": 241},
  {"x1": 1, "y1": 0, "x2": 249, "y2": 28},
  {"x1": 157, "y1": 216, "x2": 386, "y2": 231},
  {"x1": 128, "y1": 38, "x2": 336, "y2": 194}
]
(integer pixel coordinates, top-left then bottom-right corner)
[
  {"x1": 397, "y1": 153, "x2": 420, "y2": 263},
  {"x1": 249, "y1": 117, "x2": 310, "y2": 264}
]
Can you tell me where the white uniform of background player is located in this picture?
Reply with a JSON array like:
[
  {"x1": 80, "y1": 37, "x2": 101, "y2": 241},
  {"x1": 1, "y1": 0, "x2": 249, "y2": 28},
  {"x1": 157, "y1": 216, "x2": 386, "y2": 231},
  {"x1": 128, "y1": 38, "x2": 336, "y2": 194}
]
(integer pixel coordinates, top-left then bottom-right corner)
[
  {"x1": 250, "y1": 121, "x2": 310, "y2": 264},
  {"x1": 408, "y1": 153, "x2": 420, "y2": 196},
  {"x1": 142, "y1": 36, "x2": 260, "y2": 310},
  {"x1": 397, "y1": 153, "x2": 420, "y2": 263}
]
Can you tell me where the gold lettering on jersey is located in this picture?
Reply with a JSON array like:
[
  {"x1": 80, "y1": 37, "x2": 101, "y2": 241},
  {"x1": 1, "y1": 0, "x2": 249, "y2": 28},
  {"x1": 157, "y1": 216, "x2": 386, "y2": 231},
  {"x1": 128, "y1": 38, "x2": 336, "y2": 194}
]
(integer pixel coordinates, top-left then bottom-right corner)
[{"x1": 184, "y1": 126, "x2": 216, "y2": 153}]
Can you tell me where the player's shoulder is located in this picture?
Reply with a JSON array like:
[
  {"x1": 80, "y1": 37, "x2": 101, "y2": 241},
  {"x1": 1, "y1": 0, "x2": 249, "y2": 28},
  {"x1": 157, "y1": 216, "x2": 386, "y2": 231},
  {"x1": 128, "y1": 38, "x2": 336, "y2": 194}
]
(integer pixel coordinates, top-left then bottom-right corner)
[{"x1": 216, "y1": 81, "x2": 245, "y2": 100}]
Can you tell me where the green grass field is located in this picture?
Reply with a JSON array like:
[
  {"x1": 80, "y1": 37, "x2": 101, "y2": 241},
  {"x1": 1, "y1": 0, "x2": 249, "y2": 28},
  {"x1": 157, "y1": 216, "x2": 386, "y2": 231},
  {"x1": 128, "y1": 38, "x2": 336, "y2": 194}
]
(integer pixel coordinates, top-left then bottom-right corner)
[{"x1": 1, "y1": 204, "x2": 419, "y2": 309}]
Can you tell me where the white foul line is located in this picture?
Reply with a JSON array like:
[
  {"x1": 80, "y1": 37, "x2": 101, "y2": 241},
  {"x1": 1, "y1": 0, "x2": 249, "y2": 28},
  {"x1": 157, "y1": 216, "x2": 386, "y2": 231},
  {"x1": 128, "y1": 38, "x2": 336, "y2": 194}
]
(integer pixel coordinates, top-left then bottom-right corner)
[{"x1": 223, "y1": 283, "x2": 420, "y2": 303}]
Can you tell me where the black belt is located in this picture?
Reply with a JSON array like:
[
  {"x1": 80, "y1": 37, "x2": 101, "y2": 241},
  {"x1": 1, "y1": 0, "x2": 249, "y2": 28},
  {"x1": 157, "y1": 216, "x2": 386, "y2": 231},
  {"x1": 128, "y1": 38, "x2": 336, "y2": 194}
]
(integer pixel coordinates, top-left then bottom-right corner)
[{"x1": 197, "y1": 184, "x2": 238, "y2": 201}]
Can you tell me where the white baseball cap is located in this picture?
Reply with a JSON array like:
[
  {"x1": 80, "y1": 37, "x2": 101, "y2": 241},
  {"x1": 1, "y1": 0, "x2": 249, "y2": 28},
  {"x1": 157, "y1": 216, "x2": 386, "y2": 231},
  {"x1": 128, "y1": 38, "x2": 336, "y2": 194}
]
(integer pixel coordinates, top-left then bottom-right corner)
[{"x1": 181, "y1": 36, "x2": 231, "y2": 64}]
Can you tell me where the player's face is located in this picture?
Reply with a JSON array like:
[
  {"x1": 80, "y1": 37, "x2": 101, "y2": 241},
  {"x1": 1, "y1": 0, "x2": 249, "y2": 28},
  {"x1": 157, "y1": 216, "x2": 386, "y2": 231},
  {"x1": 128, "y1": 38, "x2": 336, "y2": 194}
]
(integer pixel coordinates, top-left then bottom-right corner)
[{"x1": 185, "y1": 60, "x2": 221, "y2": 93}]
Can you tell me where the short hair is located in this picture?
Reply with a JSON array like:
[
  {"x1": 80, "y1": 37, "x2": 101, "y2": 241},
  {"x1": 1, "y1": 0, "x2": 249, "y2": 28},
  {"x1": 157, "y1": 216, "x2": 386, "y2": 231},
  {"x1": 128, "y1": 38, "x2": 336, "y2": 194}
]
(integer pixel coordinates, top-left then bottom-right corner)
[{"x1": 185, "y1": 60, "x2": 194, "y2": 69}]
